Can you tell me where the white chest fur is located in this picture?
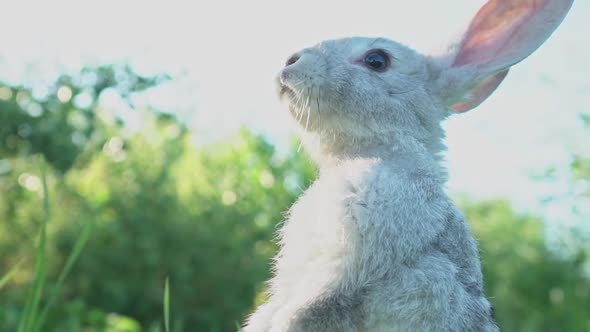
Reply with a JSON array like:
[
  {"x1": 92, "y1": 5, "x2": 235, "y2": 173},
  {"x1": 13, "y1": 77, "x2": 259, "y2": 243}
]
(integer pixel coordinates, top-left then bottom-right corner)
[{"x1": 271, "y1": 159, "x2": 379, "y2": 308}]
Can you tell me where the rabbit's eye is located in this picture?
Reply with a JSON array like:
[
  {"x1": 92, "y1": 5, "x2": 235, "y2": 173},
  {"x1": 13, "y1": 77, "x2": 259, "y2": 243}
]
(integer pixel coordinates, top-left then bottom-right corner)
[{"x1": 363, "y1": 50, "x2": 390, "y2": 72}]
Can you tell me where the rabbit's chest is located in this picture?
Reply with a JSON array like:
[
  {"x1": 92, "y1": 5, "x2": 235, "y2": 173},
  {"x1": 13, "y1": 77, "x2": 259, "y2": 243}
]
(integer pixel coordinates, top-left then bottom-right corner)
[
  {"x1": 276, "y1": 160, "x2": 380, "y2": 285},
  {"x1": 286, "y1": 176, "x2": 360, "y2": 254}
]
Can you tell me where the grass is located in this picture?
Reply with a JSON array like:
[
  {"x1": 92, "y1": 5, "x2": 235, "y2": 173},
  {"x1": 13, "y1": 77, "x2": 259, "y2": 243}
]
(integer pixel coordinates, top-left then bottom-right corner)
[
  {"x1": 34, "y1": 218, "x2": 93, "y2": 331},
  {"x1": 0, "y1": 170, "x2": 249, "y2": 332},
  {"x1": 0, "y1": 258, "x2": 25, "y2": 291},
  {"x1": 164, "y1": 276, "x2": 170, "y2": 332},
  {"x1": 17, "y1": 160, "x2": 49, "y2": 332},
  {"x1": 0, "y1": 158, "x2": 94, "y2": 332},
  {"x1": 1, "y1": 157, "x2": 175, "y2": 332}
]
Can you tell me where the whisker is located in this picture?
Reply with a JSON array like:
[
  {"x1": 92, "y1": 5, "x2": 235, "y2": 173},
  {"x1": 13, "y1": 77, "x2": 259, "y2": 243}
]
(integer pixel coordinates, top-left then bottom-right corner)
[
  {"x1": 291, "y1": 86, "x2": 307, "y2": 118},
  {"x1": 294, "y1": 92, "x2": 304, "y2": 115},
  {"x1": 317, "y1": 87, "x2": 322, "y2": 149},
  {"x1": 305, "y1": 101, "x2": 311, "y2": 132},
  {"x1": 297, "y1": 87, "x2": 311, "y2": 124},
  {"x1": 296, "y1": 87, "x2": 313, "y2": 153},
  {"x1": 295, "y1": 92, "x2": 304, "y2": 123}
]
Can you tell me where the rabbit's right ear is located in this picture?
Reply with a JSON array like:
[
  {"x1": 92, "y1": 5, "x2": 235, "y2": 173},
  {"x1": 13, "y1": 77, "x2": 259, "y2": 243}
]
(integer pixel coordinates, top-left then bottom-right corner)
[{"x1": 434, "y1": 0, "x2": 574, "y2": 113}]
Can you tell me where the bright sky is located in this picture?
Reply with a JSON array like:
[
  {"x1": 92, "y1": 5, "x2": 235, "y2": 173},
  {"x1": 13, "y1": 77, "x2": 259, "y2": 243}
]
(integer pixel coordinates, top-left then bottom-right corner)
[{"x1": 2, "y1": 0, "x2": 589, "y2": 224}]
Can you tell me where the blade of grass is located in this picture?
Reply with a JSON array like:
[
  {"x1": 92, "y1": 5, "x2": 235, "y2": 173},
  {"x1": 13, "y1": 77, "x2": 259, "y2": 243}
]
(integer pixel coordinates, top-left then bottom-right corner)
[
  {"x1": 33, "y1": 219, "x2": 94, "y2": 332},
  {"x1": 164, "y1": 276, "x2": 170, "y2": 332},
  {"x1": 17, "y1": 160, "x2": 50, "y2": 332},
  {"x1": 0, "y1": 258, "x2": 25, "y2": 291}
]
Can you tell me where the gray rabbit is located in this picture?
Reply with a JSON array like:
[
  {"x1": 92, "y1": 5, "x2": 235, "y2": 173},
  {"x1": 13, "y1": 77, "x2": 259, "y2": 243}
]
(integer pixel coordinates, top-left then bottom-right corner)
[{"x1": 243, "y1": 0, "x2": 573, "y2": 331}]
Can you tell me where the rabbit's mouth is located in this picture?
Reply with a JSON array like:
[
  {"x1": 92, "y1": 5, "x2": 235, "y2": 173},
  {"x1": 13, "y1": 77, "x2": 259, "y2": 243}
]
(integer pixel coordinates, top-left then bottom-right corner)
[
  {"x1": 277, "y1": 69, "x2": 300, "y2": 102},
  {"x1": 278, "y1": 83, "x2": 296, "y2": 100},
  {"x1": 277, "y1": 78, "x2": 315, "y2": 113},
  {"x1": 276, "y1": 52, "x2": 328, "y2": 132}
]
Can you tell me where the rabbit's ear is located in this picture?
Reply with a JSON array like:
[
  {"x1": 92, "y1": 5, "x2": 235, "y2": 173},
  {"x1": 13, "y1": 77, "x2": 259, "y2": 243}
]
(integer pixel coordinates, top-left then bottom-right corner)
[
  {"x1": 440, "y1": 0, "x2": 573, "y2": 113},
  {"x1": 448, "y1": 69, "x2": 509, "y2": 112}
]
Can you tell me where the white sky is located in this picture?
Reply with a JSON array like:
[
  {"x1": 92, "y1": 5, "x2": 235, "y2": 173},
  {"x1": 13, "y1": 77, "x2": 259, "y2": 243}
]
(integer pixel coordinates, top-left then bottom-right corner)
[{"x1": 2, "y1": 0, "x2": 589, "y2": 223}]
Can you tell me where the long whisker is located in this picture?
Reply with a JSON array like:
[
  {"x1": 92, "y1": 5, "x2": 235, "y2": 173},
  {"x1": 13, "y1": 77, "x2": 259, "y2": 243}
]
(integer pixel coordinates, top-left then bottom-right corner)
[
  {"x1": 304, "y1": 86, "x2": 312, "y2": 132},
  {"x1": 296, "y1": 94, "x2": 307, "y2": 153},
  {"x1": 297, "y1": 87, "x2": 311, "y2": 124},
  {"x1": 294, "y1": 91, "x2": 305, "y2": 116},
  {"x1": 289, "y1": 83, "x2": 307, "y2": 118},
  {"x1": 304, "y1": 88, "x2": 312, "y2": 118},
  {"x1": 296, "y1": 86, "x2": 313, "y2": 153},
  {"x1": 316, "y1": 86, "x2": 321, "y2": 149},
  {"x1": 304, "y1": 105, "x2": 311, "y2": 132}
]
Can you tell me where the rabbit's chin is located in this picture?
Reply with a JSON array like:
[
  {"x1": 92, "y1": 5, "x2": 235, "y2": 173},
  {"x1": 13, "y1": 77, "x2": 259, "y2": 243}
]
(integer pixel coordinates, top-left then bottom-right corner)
[
  {"x1": 278, "y1": 88, "x2": 325, "y2": 133},
  {"x1": 278, "y1": 82, "x2": 296, "y2": 101}
]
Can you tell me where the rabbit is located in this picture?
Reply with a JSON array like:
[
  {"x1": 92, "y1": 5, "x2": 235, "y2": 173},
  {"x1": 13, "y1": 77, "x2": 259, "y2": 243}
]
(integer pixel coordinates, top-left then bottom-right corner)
[{"x1": 243, "y1": 0, "x2": 573, "y2": 331}]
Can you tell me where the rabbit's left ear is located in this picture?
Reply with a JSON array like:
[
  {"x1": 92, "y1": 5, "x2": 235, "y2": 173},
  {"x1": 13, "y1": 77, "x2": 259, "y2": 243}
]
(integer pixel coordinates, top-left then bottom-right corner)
[{"x1": 436, "y1": 0, "x2": 574, "y2": 113}]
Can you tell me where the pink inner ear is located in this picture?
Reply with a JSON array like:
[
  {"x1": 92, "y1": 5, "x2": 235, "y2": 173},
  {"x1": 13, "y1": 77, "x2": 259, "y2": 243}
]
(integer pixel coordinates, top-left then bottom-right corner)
[
  {"x1": 454, "y1": 0, "x2": 537, "y2": 67},
  {"x1": 451, "y1": 69, "x2": 509, "y2": 112},
  {"x1": 444, "y1": 0, "x2": 572, "y2": 113},
  {"x1": 453, "y1": 0, "x2": 573, "y2": 70}
]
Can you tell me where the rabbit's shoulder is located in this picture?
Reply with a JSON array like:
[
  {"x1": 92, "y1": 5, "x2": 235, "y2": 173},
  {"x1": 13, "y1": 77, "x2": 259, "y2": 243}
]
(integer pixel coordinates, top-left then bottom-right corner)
[
  {"x1": 302, "y1": 156, "x2": 446, "y2": 211},
  {"x1": 338, "y1": 156, "x2": 447, "y2": 207},
  {"x1": 350, "y1": 162, "x2": 451, "y2": 229}
]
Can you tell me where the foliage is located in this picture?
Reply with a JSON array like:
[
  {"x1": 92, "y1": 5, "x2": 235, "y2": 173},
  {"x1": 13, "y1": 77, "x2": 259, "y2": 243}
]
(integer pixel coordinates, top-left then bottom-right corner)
[
  {"x1": 0, "y1": 65, "x2": 588, "y2": 332},
  {"x1": 463, "y1": 200, "x2": 590, "y2": 332},
  {"x1": 0, "y1": 65, "x2": 167, "y2": 173}
]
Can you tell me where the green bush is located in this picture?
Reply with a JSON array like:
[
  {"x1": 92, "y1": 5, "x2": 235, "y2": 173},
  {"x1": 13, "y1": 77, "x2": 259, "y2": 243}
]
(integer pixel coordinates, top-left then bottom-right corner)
[
  {"x1": 464, "y1": 200, "x2": 590, "y2": 332},
  {"x1": 0, "y1": 123, "x2": 316, "y2": 331},
  {"x1": 51, "y1": 125, "x2": 314, "y2": 331}
]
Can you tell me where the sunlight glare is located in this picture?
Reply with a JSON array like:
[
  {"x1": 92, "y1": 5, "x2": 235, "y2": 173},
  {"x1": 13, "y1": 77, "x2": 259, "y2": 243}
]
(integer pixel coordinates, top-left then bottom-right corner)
[{"x1": 57, "y1": 85, "x2": 72, "y2": 103}]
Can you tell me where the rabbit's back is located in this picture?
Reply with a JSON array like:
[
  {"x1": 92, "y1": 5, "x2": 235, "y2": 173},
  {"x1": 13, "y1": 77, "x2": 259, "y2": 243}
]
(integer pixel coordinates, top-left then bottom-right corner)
[{"x1": 360, "y1": 210, "x2": 496, "y2": 331}]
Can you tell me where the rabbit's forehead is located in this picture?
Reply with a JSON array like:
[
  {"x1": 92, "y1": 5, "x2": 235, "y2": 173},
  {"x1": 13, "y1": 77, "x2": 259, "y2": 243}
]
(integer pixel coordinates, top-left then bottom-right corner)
[{"x1": 318, "y1": 37, "x2": 416, "y2": 60}]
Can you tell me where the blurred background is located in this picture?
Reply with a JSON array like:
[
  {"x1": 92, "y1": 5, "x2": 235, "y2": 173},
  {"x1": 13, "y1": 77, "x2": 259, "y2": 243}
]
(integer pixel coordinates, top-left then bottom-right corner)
[{"x1": 0, "y1": 0, "x2": 588, "y2": 331}]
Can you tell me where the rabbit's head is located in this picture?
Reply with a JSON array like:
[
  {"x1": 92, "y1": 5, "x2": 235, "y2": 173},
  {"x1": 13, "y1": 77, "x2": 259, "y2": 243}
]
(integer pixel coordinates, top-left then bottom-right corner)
[{"x1": 277, "y1": 0, "x2": 573, "y2": 161}]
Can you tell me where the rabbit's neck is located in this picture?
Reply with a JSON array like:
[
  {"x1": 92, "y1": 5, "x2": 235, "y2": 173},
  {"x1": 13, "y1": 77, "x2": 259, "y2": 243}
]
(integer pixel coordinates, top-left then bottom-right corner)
[{"x1": 302, "y1": 130, "x2": 448, "y2": 182}]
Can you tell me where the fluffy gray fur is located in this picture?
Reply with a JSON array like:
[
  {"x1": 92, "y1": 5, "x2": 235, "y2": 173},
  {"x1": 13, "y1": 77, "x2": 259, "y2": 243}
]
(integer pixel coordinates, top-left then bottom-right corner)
[{"x1": 243, "y1": 1, "x2": 572, "y2": 331}]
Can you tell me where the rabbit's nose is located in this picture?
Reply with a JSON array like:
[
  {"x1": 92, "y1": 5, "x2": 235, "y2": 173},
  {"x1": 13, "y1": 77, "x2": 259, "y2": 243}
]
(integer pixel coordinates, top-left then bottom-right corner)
[{"x1": 285, "y1": 53, "x2": 301, "y2": 67}]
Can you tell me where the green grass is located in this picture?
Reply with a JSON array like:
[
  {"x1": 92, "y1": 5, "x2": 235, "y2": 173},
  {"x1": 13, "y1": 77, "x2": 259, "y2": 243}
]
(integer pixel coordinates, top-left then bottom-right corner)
[
  {"x1": 0, "y1": 258, "x2": 25, "y2": 291},
  {"x1": 17, "y1": 160, "x2": 49, "y2": 332},
  {"x1": 0, "y1": 158, "x2": 94, "y2": 332},
  {"x1": 34, "y1": 218, "x2": 93, "y2": 331},
  {"x1": 164, "y1": 276, "x2": 170, "y2": 332},
  {"x1": 0, "y1": 157, "x2": 177, "y2": 331}
]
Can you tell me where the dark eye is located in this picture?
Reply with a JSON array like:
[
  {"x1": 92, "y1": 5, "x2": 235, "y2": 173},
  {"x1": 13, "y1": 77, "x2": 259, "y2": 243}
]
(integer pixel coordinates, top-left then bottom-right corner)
[{"x1": 363, "y1": 50, "x2": 390, "y2": 72}]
